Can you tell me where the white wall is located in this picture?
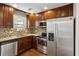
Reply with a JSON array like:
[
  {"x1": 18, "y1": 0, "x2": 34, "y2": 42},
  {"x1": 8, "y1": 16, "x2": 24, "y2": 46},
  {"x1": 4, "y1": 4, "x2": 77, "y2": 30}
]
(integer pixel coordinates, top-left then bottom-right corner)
[{"x1": 74, "y1": 3, "x2": 79, "y2": 56}]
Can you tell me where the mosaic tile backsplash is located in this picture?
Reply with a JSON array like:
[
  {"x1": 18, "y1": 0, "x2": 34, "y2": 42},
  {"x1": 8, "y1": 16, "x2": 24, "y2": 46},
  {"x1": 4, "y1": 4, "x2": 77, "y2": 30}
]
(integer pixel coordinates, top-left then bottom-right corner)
[{"x1": 0, "y1": 27, "x2": 46, "y2": 38}]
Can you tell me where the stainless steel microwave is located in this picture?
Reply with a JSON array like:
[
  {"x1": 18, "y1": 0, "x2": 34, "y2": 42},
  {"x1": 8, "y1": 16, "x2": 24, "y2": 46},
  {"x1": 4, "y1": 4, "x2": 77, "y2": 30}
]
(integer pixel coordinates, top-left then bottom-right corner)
[{"x1": 39, "y1": 21, "x2": 46, "y2": 27}]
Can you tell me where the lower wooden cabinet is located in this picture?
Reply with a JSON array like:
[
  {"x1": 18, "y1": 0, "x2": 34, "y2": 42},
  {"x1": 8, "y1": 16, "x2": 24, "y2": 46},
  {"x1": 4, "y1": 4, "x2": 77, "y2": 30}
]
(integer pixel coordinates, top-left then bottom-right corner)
[
  {"x1": 17, "y1": 36, "x2": 37, "y2": 54},
  {"x1": 32, "y1": 36, "x2": 37, "y2": 49}
]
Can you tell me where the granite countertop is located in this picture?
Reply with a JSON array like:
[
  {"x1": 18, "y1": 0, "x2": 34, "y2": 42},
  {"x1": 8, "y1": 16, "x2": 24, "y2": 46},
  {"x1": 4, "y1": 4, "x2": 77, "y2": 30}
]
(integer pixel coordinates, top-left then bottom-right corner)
[{"x1": 0, "y1": 34, "x2": 40, "y2": 43}]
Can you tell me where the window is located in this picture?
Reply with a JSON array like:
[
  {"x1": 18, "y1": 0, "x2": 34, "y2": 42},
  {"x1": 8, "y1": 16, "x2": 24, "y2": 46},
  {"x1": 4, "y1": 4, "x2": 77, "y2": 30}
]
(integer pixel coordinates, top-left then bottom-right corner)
[{"x1": 13, "y1": 11, "x2": 26, "y2": 31}]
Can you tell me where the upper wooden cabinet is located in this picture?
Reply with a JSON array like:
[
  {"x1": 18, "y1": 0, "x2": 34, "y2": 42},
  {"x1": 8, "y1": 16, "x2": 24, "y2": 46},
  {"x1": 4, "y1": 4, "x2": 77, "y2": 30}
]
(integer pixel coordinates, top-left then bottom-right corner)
[
  {"x1": 60, "y1": 6, "x2": 70, "y2": 17},
  {"x1": 40, "y1": 4, "x2": 73, "y2": 20},
  {"x1": 4, "y1": 6, "x2": 13, "y2": 28},
  {"x1": 0, "y1": 4, "x2": 4, "y2": 28},
  {"x1": 27, "y1": 15, "x2": 41, "y2": 28},
  {"x1": 4, "y1": 5, "x2": 14, "y2": 28},
  {"x1": 0, "y1": 4, "x2": 14, "y2": 28},
  {"x1": 69, "y1": 4, "x2": 73, "y2": 16},
  {"x1": 43, "y1": 8, "x2": 60, "y2": 19},
  {"x1": 59, "y1": 4, "x2": 73, "y2": 17},
  {"x1": 26, "y1": 4, "x2": 73, "y2": 28}
]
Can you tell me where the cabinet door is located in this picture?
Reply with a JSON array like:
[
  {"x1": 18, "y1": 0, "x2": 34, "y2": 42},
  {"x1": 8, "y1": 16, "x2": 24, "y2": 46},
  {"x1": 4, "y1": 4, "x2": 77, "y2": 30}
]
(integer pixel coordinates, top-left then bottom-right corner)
[
  {"x1": 27, "y1": 15, "x2": 37, "y2": 28},
  {"x1": 4, "y1": 6, "x2": 13, "y2": 28},
  {"x1": 60, "y1": 4, "x2": 73, "y2": 17},
  {"x1": 23, "y1": 36, "x2": 33, "y2": 50},
  {"x1": 18, "y1": 39, "x2": 24, "y2": 54},
  {"x1": 69, "y1": 4, "x2": 73, "y2": 16},
  {"x1": 18, "y1": 37, "x2": 33, "y2": 54},
  {"x1": 32, "y1": 36, "x2": 37, "y2": 49},
  {"x1": 43, "y1": 9, "x2": 58, "y2": 19},
  {"x1": 60, "y1": 6, "x2": 69, "y2": 17},
  {"x1": 26, "y1": 36, "x2": 32, "y2": 49},
  {"x1": 17, "y1": 36, "x2": 34, "y2": 54},
  {"x1": 23, "y1": 37, "x2": 29, "y2": 50},
  {"x1": 0, "y1": 4, "x2": 4, "y2": 28},
  {"x1": 3, "y1": 6, "x2": 8, "y2": 28},
  {"x1": 54, "y1": 8, "x2": 61, "y2": 18},
  {"x1": 29, "y1": 38, "x2": 33, "y2": 48},
  {"x1": 8, "y1": 7, "x2": 13, "y2": 28}
]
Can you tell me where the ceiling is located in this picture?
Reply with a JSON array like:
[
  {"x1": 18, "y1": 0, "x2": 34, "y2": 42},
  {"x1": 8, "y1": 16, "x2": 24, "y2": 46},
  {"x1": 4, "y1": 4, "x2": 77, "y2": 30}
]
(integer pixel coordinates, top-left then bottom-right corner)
[{"x1": 6, "y1": 3, "x2": 70, "y2": 13}]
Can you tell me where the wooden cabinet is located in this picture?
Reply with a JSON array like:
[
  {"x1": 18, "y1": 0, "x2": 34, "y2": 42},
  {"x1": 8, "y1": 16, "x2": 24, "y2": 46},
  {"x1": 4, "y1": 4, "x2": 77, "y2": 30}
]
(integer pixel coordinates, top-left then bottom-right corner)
[
  {"x1": 43, "y1": 8, "x2": 61, "y2": 19},
  {"x1": 27, "y1": 14, "x2": 41, "y2": 28},
  {"x1": 27, "y1": 15, "x2": 36, "y2": 28},
  {"x1": 18, "y1": 38, "x2": 23, "y2": 53},
  {"x1": 69, "y1": 4, "x2": 73, "y2": 16},
  {"x1": 60, "y1": 4, "x2": 73, "y2": 17},
  {"x1": 0, "y1": 4, "x2": 14, "y2": 28},
  {"x1": 3, "y1": 5, "x2": 14, "y2": 28},
  {"x1": 60, "y1": 6, "x2": 69, "y2": 17},
  {"x1": 27, "y1": 4, "x2": 73, "y2": 27},
  {"x1": 39, "y1": 4, "x2": 73, "y2": 20},
  {"x1": 0, "y1": 4, "x2": 4, "y2": 28},
  {"x1": 26, "y1": 36, "x2": 33, "y2": 49},
  {"x1": 18, "y1": 36, "x2": 37, "y2": 54},
  {"x1": 18, "y1": 36, "x2": 33, "y2": 54},
  {"x1": 32, "y1": 36, "x2": 37, "y2": 49}
]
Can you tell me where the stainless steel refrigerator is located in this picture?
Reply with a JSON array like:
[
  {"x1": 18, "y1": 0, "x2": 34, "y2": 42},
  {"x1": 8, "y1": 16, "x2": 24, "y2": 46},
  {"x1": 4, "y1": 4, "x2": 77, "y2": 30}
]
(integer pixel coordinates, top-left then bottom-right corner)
[{"x1": 47, "y1": 17, "x2": 75, "y2": 56}]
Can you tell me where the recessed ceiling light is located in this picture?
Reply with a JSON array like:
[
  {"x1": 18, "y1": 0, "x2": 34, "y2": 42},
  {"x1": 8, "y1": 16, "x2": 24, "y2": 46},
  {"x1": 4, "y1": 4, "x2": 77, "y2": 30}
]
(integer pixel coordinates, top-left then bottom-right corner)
[
  {"x1": 36, "y1": 14, "x2": 39, "y2": 16},
  {"x1": 28, "y1": 8, "x2": 32, "y2": 10},
  {"x1": 44, "y1": 6, "x2": 47, "y2": 10},
  {"x1": 29, "y1": 11, "x2": 34, "y2": 14},
  {"x1": 13, "y1": 4, "x2": 17, "y2": 7},
  {"x1": 28, "y1": 8, "x2": 34, "y2": 14},
  {"x1": 47, "y1": 10, "x2": 52, "y2": 13}
]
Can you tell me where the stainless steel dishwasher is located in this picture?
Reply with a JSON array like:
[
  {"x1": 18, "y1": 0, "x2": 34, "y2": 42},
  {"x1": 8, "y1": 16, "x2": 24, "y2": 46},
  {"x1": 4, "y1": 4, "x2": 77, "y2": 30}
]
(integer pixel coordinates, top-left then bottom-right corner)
[{"x1": 0, "y1": 41, "x2": 17, "y2": 56}]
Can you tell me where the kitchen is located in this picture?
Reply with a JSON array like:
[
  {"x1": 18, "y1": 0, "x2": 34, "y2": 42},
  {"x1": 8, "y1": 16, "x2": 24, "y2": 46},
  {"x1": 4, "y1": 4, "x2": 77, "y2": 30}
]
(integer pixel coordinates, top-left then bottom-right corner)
[{"x1": 0, "y1": 3, "x2": 75, "y2": 56}]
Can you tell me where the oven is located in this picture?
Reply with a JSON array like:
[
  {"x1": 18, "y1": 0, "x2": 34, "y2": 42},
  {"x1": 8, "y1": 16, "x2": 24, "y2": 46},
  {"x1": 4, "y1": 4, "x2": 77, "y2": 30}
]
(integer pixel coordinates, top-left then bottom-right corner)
[{"x1": 36, "y1": 37, "x2": 47, "y2": 54}]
